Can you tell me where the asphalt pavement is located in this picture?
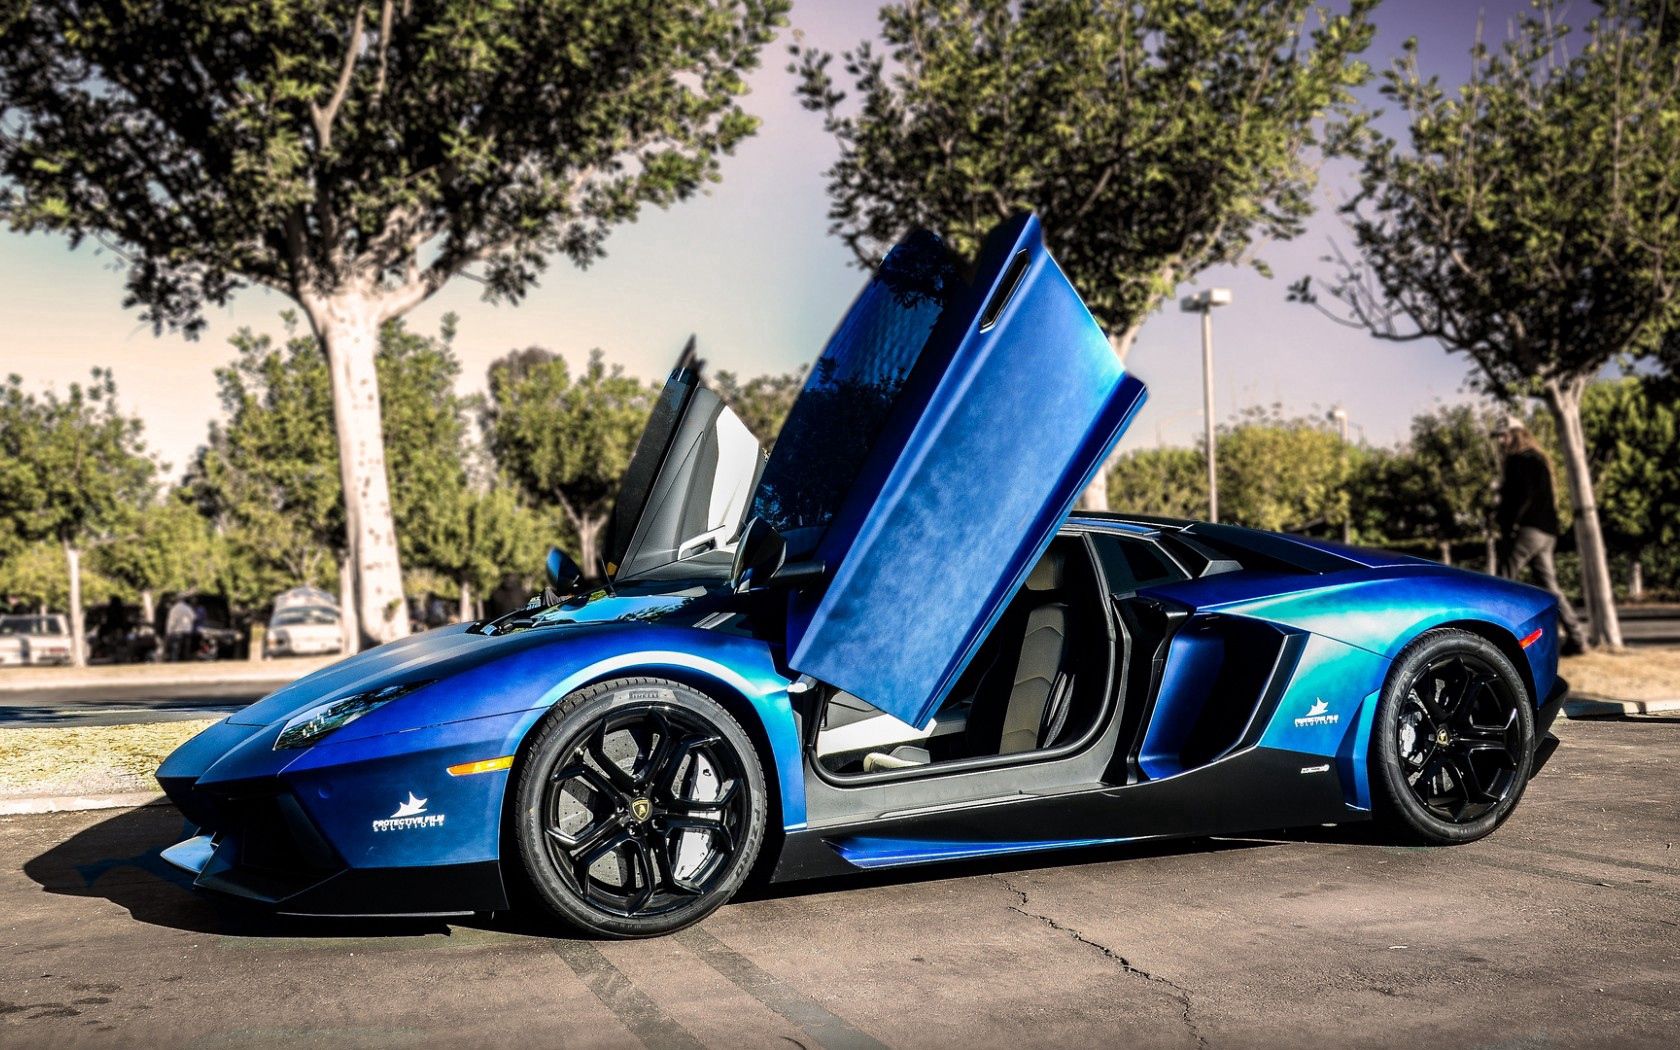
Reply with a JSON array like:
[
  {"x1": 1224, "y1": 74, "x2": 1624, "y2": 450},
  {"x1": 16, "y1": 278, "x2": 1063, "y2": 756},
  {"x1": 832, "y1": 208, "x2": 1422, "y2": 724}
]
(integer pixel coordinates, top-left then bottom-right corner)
[
  {"x1": 2, "y1": 716, "x2": 1676, "y2": 1048},
  {"x1": 0, "y1": 658, "x2": 332, "y2": 727}
]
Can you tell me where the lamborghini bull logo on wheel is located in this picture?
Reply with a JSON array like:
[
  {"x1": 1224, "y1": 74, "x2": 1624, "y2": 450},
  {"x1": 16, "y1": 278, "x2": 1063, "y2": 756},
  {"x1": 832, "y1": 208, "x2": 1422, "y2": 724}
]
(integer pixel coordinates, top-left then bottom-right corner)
[{"x1": 154, "y1": 212, "x2": 1567, "y2": 939}]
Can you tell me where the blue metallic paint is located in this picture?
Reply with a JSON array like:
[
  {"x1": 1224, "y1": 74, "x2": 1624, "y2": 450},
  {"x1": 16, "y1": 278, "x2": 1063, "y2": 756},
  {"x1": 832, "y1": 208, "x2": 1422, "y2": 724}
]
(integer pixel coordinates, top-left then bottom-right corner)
[
  {"x1": 161, "y1": 618, "x2": 809, "y2": 879},
  {"x1": 157, "y1": 213, "x2": 1564, "y2": 917},
  {"x1": 789, "y1": 214, "x2": 1148, "y2": 728}
]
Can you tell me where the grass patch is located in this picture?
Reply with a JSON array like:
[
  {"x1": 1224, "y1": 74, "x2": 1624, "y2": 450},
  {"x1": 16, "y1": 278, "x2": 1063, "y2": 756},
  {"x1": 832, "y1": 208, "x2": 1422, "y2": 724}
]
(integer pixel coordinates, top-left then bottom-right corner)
[{"x1": 0, "y1": 719, "x2": 215, "y2": 797}]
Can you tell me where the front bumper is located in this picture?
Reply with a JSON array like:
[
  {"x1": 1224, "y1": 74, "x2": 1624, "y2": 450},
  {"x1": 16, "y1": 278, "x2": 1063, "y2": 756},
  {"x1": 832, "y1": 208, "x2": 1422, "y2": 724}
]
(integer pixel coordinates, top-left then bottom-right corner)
[
  {"x1": 157, "y1": 780, "x2": 510, "y2": 916},
  {"x1": 155, "y1": 708, "x2": 533, "y2": 917}
]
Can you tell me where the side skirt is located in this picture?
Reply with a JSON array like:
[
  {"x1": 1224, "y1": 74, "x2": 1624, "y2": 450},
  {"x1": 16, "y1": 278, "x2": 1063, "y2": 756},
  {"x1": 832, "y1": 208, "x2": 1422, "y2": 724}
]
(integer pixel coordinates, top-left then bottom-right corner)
[{"x1": 770, "y1": 745, "x2": 1362, "y2": 882}]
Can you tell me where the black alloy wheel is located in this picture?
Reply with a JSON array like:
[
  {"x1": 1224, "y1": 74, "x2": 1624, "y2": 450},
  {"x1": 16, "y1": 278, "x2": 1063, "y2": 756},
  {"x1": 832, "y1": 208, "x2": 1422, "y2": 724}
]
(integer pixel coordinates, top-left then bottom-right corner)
[
  {"x1": 514, "y1": 677, "x2": 766, "y2": 938},
  {"x1": 1372, "y1": 629, "x2": 1536, "y2": 845}
]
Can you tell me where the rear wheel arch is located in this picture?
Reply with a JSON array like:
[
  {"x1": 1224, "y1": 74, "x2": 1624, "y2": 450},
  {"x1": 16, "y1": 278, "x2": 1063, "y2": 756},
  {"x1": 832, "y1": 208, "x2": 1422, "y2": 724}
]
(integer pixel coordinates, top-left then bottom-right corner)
[
  {"x1": 1370, "y1": 626, "x2": 1535, "y2": 845},
  {"x1": 1426, "y1": 618, "x2": 1537, "y2": 705}
]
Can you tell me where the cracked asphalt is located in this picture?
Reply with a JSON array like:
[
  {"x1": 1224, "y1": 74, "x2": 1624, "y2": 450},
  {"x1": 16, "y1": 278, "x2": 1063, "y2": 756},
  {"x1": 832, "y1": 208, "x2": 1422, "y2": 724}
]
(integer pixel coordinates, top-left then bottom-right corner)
[{"x1": 3, "y1": 716, "x2": 1678, "y2": 1049}]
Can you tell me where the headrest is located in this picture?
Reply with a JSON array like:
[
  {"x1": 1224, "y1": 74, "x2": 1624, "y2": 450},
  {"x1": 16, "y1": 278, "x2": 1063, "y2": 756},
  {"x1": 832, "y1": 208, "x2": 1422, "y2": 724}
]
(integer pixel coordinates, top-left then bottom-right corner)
[{"x1": 1024, "y1": 550, "x2": 1064, "y2": 592}]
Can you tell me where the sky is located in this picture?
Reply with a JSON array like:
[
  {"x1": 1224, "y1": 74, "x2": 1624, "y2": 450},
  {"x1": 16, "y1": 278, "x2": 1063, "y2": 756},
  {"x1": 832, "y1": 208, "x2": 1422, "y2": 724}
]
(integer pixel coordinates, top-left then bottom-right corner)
[{"x1": 0, "y1": 0, "x2": 1558, "y2": 481}]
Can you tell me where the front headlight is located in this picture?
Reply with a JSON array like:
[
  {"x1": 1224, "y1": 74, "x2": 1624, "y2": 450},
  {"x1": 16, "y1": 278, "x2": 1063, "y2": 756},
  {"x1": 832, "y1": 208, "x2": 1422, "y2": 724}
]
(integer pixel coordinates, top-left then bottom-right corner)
[{"x1": 274, "y1": 682, "x2": 426, "y2": 750}]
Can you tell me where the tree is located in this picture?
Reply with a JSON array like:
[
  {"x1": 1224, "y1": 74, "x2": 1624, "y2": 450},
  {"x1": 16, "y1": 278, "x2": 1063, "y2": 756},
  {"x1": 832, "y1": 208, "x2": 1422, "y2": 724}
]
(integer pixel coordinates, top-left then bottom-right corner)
[
  {"x1": 0, "y1": 0, "x2": 788, "y2": 645},
  {"x1": 95, "y1": 494, "x2": 224, "y2": 622},
  {"x1": 483, "y1": 349, "x2": 655, "y2": 572},
  {"x1": 792, "y1": 0, "x2": 1376, "y2": 507},
  {"x1": 187, "y1": 314, "x2": 502, "y2": 630},
  {"x1": 1215, "y1": 406, "x2": 1354, "y2": 534},
  {"x1": 1359, "y1": 405, "x2": 1501, "y2": 564},
  {"x1": 0, "y1": 539, "x2": 120, "y2": 612},
  {"x1": 1107, "y1": 446, "x2": 1207, "y2": 519},
  {"x1": 0, "y1": 371, "x2": 155, "y2": 663},
  {"x1": 1294, "y1": 2, "x2": 1680, "y2": 647},
  {"x1": 1581, "y1": 376, "x2": 1680, "y2": 593},
  {"x1": 185, "y1": 326, "x2": 345, "y2": 611},
  {"x1": 711, "y1": 368, "x2": 806, "y2": 446}
]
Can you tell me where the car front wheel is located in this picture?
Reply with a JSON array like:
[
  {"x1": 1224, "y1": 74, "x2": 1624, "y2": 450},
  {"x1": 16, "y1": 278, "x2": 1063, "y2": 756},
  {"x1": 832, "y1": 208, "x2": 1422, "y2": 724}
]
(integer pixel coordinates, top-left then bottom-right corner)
[
  {"x1": 513, "y1": 676, "x2": 767, "y2": 938},
  {"x1": 1371, "y1": 629, "x2": 1536, "y2": 845}
]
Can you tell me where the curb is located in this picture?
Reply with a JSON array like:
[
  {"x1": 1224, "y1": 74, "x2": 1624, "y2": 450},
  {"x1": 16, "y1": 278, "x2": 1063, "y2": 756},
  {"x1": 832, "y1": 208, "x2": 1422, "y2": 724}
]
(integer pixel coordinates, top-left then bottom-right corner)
[
  {"x1": 1564, "y1": 694, "x2": 1680, "y2": 720},
  {"x1": 0, "y1": 790, "x2": 169, "y2": 816}
]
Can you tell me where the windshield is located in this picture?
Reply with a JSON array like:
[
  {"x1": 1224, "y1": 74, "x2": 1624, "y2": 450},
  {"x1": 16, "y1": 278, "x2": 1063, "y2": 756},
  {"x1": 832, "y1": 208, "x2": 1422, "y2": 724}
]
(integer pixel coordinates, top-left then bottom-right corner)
[
  {"x1": 272, "y1": 606, "x2": 339, "y2": 626},
  {"x1": 749, "y1": 230, "x2": 963, "y2": 537},
  {"x1": 0, "y1": 615, "x2": 64, "y2": 635}
]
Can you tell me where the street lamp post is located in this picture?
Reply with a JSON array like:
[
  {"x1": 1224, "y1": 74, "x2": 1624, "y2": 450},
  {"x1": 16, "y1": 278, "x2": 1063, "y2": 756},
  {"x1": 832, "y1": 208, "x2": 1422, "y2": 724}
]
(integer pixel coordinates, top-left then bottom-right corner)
[{"x1": 1180, "y1": 288, "x2": 1232, "y2": 523}]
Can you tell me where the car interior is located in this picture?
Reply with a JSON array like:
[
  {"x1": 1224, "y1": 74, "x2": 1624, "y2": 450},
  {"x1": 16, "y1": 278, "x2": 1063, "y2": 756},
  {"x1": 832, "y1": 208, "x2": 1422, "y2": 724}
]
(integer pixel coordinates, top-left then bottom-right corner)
[{"x1": 815, "y1": 535, "x2": 1113, "y2": 776}]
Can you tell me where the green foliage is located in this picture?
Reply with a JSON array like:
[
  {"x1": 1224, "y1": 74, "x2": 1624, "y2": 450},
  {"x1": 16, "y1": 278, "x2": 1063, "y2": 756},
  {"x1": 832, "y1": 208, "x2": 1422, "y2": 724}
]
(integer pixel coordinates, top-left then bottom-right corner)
[
  {"x1": 0, "y1": 369, "x2": 156, "y2": 549},
  {"x1": 0, "y1": 0, "x2": 790, "y2": 331},
  {"x1": 1356, "y1": 404, "x2": 1500, "y2": 550},
  {"x1": 185, "y1": 315, "x2": 540, "y2": 606},
  {"x1": 1305, "y1": 0, "x2": 1680, "y2": 396},
  {"x1": 793, "y1": 0, "x2": 1375, "y2": 335},
  {"x1": 93, "y1": 494, "x2": 225, "y2": 601},
  {"x1": 711, "y1": 368, "x2": 805, "y2": 446},
  {"x1": 1582, "y1": 376, "x2": 1680, "y2": 559},
  {"x1": 184, "y1": 324, "x2": 343, "y2": 604},
  {"x1": 1215, "y1": 406, "x2": 1356, "y2": 534},
  {"x1": 482, "y1": 347, "x2": 656, "y2": 568},
  {"x1": 1107, "y1": 447, "x2": 1206, "y2": 520},
  {"x1": 0, "y1": 540, "x2": 119, "y2": 609}
]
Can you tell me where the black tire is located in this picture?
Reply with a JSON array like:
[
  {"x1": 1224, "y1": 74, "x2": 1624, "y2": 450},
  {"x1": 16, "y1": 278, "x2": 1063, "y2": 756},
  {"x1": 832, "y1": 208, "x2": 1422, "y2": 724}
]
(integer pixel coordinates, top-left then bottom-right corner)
[
  {"x1": 513, "y1": 677, "x2": 767, "y2": 938},
  {"x1": 1371, "y1": 629, "x2": 1536, "y2": 845}
]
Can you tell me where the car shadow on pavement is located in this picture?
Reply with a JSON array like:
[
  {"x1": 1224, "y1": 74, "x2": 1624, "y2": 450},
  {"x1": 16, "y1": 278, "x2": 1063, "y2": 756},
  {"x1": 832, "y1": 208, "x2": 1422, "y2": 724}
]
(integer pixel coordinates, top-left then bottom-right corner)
[
  {"x1": 25, "y1": 802, "x2": 1314, "y2": 940},
  {"x1": 21, "y1": 803, "x2": 456, "y2": 939}
]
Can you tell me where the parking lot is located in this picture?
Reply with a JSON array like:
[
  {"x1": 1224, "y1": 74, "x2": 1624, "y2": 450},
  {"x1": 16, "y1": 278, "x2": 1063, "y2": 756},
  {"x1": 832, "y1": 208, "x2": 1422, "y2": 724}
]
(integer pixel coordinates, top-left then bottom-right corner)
[{"x1": 2, "y1": 715, "x2": 1676, "y2": 1049}]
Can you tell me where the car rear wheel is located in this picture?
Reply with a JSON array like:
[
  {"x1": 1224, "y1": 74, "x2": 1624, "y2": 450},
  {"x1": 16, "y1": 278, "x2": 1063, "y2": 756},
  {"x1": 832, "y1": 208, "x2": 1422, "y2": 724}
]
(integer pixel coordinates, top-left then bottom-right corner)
[
  {"x1": 1371, "y1": 629, "x2": 1535, "y2": 845},
  {"x1": 513, "y1": 677, "x2": 766, "y2": 938}
]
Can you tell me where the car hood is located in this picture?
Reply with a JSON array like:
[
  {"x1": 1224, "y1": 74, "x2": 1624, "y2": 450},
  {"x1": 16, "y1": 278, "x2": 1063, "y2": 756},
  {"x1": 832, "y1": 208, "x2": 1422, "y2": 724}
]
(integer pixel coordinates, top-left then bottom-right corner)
[{"x1": 229, "y1": 588, "x2": 696, "y2": 728}]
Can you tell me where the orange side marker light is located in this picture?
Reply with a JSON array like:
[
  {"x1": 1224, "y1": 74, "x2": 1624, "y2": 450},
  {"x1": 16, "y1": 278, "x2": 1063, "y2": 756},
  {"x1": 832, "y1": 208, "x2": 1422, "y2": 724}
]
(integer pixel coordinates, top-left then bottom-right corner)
[{"x1": 447, "y1": 755, "x2": 514, "y2": 777}]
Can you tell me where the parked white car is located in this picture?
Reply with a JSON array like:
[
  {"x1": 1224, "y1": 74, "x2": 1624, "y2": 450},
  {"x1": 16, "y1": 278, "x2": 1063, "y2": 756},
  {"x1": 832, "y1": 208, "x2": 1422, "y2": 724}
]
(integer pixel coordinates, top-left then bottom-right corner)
[
  {"x1": 265, "y1": 603, "x2": 343, "y2": 658},
  {"x1": 0, "y1": 614, "x2": 74, "y2": 665}
]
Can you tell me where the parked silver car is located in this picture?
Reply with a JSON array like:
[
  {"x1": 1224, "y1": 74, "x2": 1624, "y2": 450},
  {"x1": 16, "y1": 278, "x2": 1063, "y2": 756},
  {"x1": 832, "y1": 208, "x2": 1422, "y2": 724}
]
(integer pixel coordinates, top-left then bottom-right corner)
[
  {"x1": 0, "y1": 614, "x2": 74, "y2": 665},
  {"x1": 265, "y1": 602, "x2": 343, "y2": 658}
]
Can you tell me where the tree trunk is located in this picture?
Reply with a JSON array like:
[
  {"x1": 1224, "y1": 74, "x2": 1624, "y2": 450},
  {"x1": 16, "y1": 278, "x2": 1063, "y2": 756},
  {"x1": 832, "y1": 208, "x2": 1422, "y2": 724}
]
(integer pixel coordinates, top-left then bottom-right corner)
[
  {"x1": 1485, "y1": 533, "x2": 1498, "y2": 574},
  {"x1": 576, "y1": 511, "x2": 605, "y2": 578},
  {"x1": 1438, "y1": 540, "x2": 1452, "y2": 566},
  {"x1": 1544, "y1": 379, "x2": 1623, "y2": 649},
  {"x1": 459, "y1": 578, "x2": 474, "y2": 623},
  {"x1": 311, "y1": 296, "x2": 410, "y2": 649},
  {"x1": 1079, "y1": 328, "x2": 1143, "y2": 513},
  {"x1": 140, "y1": 588, "x2": 155, "y2": 628},
  {"x1": 338, "y1": 549, "x2": 361, "y2": 655},
  {"x1": 63, "y1": 539, "x2": 86, "y2": 667}
]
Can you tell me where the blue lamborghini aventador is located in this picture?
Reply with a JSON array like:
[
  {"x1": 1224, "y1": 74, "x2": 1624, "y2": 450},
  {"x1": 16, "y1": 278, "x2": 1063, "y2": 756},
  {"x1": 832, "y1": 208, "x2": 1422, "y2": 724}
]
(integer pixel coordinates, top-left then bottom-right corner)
[{"x1": 157, "y1": 213, "x2": 1566, "y2": 938}]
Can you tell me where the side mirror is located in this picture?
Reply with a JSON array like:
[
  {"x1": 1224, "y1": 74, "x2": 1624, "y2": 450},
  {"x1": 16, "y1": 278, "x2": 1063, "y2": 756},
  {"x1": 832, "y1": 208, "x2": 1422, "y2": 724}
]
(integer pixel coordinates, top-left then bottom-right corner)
[
  {"x1": 730, "y1": 517, "x2": 786, "y2": 593},
  {"x1": 731, "y1": 518, "x2": 825, "y2": 593},
  {"x1": 544, "y1": 547, "x2": 584, "y2": 595}
]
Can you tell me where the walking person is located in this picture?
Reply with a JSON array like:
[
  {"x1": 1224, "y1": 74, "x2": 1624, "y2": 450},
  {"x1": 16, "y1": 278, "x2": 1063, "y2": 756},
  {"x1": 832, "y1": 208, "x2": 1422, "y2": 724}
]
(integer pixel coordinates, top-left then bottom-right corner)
[
  {"x1": 1495, "y1": 416, "x2": 1589, "y2": 654},
  {"x1": 164, "y1": 594, "x2": 194, "y2": 662}
]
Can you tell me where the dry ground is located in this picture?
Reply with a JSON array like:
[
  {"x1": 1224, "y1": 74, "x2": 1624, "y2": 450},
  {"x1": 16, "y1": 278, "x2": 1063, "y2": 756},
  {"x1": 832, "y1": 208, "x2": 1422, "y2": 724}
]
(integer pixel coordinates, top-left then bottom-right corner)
[{"x1": 1561, "y1": 645, "x2": 1680, "y2": 701}]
